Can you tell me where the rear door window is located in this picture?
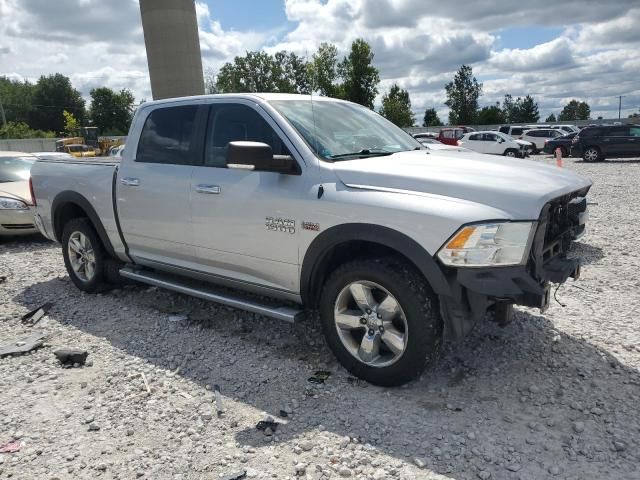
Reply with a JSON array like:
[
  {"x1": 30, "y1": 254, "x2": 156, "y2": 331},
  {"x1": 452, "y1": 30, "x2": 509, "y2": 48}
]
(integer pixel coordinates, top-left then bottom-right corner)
[
  {"x1": 468, "y1": 133, "x2": 481, "y2": 141},
  {"x1": 136, "y1": 105, "x2": 200, "y2": 165},
  {"x1": 442, "y1": 130, "x2": 455, "y2": 139}
]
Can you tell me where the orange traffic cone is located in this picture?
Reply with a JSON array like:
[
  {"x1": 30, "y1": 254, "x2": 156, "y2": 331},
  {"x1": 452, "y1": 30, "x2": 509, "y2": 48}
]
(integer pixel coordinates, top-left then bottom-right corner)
[{"x1": 555, "y1": 147, "x2": 563, "y2": 168}]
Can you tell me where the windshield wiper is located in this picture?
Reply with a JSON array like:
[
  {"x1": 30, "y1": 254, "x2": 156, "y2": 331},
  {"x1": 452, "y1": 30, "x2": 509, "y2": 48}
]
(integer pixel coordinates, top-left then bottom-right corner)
[{"x1": 329, "y1": 149, "x2": 393, "y2": 160}]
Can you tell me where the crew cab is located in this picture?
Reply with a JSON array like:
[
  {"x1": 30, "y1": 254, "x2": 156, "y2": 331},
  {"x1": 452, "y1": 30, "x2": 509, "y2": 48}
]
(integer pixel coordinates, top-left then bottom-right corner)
[{"x1": 30, "y1": 93, "x2": 592, "y2": 386}]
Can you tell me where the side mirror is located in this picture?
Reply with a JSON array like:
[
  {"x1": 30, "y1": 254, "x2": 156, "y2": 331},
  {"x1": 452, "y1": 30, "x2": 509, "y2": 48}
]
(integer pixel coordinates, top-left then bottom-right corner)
[{"x1": 226, "y1": 141, "x2": 299, "y2": 175}]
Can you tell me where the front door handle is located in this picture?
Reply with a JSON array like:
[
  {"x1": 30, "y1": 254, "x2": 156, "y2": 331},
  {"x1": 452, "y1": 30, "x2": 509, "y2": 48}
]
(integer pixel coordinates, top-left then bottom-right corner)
[
  {"x1": 120, "y1": 177, "x2": 140, "y2": 187},
  {"x1": 195, "y1": 184, "x2": 221, "y2": 194}
]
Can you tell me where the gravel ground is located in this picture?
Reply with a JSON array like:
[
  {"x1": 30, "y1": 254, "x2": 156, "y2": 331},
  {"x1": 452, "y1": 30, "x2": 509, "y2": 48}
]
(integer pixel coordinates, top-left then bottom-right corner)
[{"x1": 1, "y1": 154, "x2": 639, "y2": 480}]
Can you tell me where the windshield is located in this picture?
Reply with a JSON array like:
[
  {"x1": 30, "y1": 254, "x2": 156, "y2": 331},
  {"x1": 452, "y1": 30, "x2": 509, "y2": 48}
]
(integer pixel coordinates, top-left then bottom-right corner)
[
  {"x1": 0, "y1": 156, "x2": 35, "y2": 183},
  {"x1": 269, "y1": 99, "x2": 422, "y2": 160}
]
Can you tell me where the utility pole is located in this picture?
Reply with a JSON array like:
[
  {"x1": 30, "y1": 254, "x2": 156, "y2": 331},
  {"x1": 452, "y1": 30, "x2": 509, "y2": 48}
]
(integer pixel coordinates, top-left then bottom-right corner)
[
  {"x1": 0, "y1": 96, "x2": 6, "y2": 127},
  {"x1": 618, "y1": 95, "x2": 625, "y2": 120}
]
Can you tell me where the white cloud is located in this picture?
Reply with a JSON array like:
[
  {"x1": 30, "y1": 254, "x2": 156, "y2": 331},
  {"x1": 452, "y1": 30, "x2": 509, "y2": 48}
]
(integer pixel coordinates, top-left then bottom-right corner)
[
  {"x1": 0, "y1": 0, "x2": 638, "y2": 120},
  {"x1": 488, "y1": 38, "x2": 575, "y2": 72}
]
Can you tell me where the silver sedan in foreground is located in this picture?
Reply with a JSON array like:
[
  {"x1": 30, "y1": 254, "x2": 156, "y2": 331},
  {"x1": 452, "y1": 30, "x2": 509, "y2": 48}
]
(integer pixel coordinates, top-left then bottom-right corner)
[{"x1": 0, "y1": 151, "x2": 38, "y2": 236}]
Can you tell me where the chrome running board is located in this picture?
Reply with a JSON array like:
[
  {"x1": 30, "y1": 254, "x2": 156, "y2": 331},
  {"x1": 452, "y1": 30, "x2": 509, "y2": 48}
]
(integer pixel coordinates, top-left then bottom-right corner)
[{"x1": 119, "y1": 267, "x2": 304, "y2": 323}]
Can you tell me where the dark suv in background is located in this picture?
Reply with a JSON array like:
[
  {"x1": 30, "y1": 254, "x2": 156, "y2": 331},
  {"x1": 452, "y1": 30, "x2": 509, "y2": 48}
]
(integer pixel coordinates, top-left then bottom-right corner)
[{"x1": 572, "y1": 125, "x2": 640, "y2": 162}]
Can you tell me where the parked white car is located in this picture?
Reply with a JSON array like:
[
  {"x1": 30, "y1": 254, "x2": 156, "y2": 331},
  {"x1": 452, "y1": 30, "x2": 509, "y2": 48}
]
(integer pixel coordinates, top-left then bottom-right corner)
[
  {"x1": 457, "y1": 131, "x2": 526, "y2": 157},
  {"x1": 520, "y1": 128, "x2": 566, "y2": 152},
  {"x1": 551, "y1": 124, "x2": 580, "y2": 134}
]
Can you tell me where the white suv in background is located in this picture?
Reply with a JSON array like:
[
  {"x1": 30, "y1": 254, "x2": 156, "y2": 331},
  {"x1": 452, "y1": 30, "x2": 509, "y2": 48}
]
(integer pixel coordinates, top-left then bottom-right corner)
[
  {"x1": 457, "y1": 131, "x2": 525, "y2": 157},
  {"x1": 520, "y1": 128, "x2": 566, "y2": 153},
  {"x1": 551, "y1": 124, "x2": 580, "y2": 134}
]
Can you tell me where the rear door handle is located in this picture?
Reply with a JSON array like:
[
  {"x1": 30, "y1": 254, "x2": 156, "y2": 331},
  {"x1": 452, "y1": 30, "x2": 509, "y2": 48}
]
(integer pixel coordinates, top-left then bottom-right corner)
[
  {"x1": 195, "y1": 184, "x2": 221, "y2": 194},
  {"x1": 120, "y1": 177, "x2": 140, "y2": 187}
]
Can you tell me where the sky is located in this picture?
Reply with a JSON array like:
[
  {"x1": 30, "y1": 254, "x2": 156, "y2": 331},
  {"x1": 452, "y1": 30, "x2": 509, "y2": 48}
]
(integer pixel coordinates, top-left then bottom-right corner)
[{"x1": 1, "y1": 0, "x2": 639, "y2": 123}]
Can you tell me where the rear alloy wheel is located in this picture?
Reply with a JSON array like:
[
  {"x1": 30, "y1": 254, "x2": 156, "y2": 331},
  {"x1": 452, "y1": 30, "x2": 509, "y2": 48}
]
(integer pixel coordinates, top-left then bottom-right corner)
[
  {"x1": 583, "y1": 147, "x2": 601, "y2": 162},
  {"x1": 68, "y1": 231, "x2": 96, "y2": 282},
  {"x1": 62, "y1": 218, "x2": 106, "y2": 292},
  {"x1": 319, "y1": 258, "x2": 443, "y2": 386}
]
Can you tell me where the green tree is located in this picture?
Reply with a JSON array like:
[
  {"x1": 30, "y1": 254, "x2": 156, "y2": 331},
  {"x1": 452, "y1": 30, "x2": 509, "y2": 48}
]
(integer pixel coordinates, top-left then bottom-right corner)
[
  {"x1": 422, "y1": 107, "x2": 442, "y2": 127},
  {"x1": 273, "y1": 51, "x2": 310, "y2": 94},
  {"x1": 204, "y1": 67, "x2": 218, "y2": 94},
  {"x1": 89, "y1": 87, "x2": 136, "y2": 135},
  {"x1": 0, "y1": 121, "x2": 54, "y2": 139},
  {"x1": 503, "y1": 94, "x2": 539, "y2": 123},
  {"x1": 444, "y1": 65, "x2": 482, "y2": 124},
  {"x1": 62, "y1": 110, "x2": 80, "y2": 137},
  {"x1": 558, "y1": 100, "x2": 591, "y2": 121},
  {"x1": 518, "y1": 95, "x2": 540, "y2": 122},
  {"x1": 29, "y1": 74, "x2": 85, "y2": 134},
  {"x1": 338, "y1": 39, "x2": 380, "y2": 108},
  {"x1": 379, "y1": 84, "x2": 413, "y2": 127},
  {"x1": 309, "y1": 43, "x2": 339, "y2": 96},
  {"x1": 216, "y1": 51, "x2": 277, "y2": 93},
  {"x1": 477, "y1": 103, "x2": 506, "y2": 125},
  {"x1": 215, "y1": 51, "x2": 310, "y2": 94},
  {"x1": 0, "y1": 77, "x2": 36, "y2": 125},
  {"x1": 545, "y1": 113, "x2": 557, "y2": 122}
]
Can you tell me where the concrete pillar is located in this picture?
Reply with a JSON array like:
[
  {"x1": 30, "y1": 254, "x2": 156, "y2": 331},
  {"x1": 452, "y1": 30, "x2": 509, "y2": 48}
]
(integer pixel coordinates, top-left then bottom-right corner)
[{"x1": 139, "y1": 0, "x2": 205, "y2": 100}]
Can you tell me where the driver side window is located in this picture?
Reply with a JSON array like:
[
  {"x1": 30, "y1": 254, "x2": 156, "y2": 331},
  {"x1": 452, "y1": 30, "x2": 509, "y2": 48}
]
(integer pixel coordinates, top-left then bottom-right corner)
[{"x1": 204, "y1": 104, "x2": 291, "y2": 168}]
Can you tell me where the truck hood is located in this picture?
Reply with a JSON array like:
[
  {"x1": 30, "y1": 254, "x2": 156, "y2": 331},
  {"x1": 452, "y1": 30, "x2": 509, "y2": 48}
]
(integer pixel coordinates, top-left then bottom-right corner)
[{"x1": 332, "y1": 149, "x2": 592, "y2": 219}]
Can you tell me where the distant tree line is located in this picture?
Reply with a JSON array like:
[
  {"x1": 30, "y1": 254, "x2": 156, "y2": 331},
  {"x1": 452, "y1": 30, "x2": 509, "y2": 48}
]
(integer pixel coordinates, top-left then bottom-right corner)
[
  {"x1": 0, "y1": 74, "x2": 136, "y2": 139},
  {"x1": 2, "y1": 44, "x2": 605, "y2": 140}
]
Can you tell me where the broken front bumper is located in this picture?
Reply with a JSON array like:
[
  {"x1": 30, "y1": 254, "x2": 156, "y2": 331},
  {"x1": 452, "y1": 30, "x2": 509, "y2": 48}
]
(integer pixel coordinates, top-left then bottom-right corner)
[{"x1": 456, "y1": 257, "x2": 580, "y2": 312}]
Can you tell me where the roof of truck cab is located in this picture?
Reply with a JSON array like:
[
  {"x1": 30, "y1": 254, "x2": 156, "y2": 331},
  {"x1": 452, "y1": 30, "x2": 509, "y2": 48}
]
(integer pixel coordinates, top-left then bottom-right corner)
[{"x1": 139, "y1": 92, "x2": 350, "y2": 108}]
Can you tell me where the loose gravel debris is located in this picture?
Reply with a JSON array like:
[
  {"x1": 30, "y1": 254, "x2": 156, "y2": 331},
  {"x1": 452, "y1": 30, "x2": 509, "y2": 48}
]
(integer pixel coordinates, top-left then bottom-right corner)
[{"x1": 1, "y1": 155, "x2": 639, "y2": 479}]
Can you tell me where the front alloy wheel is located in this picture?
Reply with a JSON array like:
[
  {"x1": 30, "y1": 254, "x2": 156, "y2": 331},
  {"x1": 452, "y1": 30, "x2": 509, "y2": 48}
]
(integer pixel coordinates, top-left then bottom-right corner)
[
  {"x1": 319, "y1": 258, "x2": 443, "y2": 386},
  {"x1": 334, "y1": 281, "x2": 408, "y2": 367}
]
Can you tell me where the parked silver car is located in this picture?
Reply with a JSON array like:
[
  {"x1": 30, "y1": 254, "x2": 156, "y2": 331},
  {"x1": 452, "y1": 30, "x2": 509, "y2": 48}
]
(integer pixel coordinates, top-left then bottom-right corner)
[{"x1": 0, "y1": 152, "x2": 38, "y2": 236}]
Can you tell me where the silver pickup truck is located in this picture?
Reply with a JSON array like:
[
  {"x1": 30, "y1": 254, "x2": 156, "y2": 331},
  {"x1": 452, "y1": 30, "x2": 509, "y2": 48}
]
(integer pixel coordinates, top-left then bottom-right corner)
[{"x1": 31, "y1": 93, "x2": 591, "y2": 385}]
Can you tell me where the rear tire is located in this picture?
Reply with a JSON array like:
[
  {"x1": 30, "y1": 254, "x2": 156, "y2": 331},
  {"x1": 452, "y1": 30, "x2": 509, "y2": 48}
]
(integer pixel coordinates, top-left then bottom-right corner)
[
  {"x1": 61, "y1": 218, "x2": 106, "y2": 293},
  {"x1": 319, "y1": 258, "x2": 443, "y2": 386},
  {"x1": 583, "y1": 147, "x2": 601, "y2": 162}
]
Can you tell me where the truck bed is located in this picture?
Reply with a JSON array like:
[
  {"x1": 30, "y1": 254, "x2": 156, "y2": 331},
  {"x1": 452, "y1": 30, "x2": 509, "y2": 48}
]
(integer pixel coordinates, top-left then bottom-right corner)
[{"x1": 30, "y1": 158, "x2": 127, "y2": 259}]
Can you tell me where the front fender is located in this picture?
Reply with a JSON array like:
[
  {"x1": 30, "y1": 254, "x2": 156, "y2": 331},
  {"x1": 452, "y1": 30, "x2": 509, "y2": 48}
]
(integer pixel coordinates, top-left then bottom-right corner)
[{"x1": 300, "y1": 223, "x2": 451, "y2": 305}]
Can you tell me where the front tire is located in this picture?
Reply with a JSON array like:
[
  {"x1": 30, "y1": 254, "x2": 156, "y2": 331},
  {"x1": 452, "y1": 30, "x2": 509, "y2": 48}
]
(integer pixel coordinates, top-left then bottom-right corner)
[
  {"x1": 504, "y1": 149, "x2": 517, "y2": 157},
  {"x1": 61, "y1": 218, "x2": 106, "y2": 293},
  {"x1": 319, "y1": 258, "x2": 443, "y2": 386}
]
